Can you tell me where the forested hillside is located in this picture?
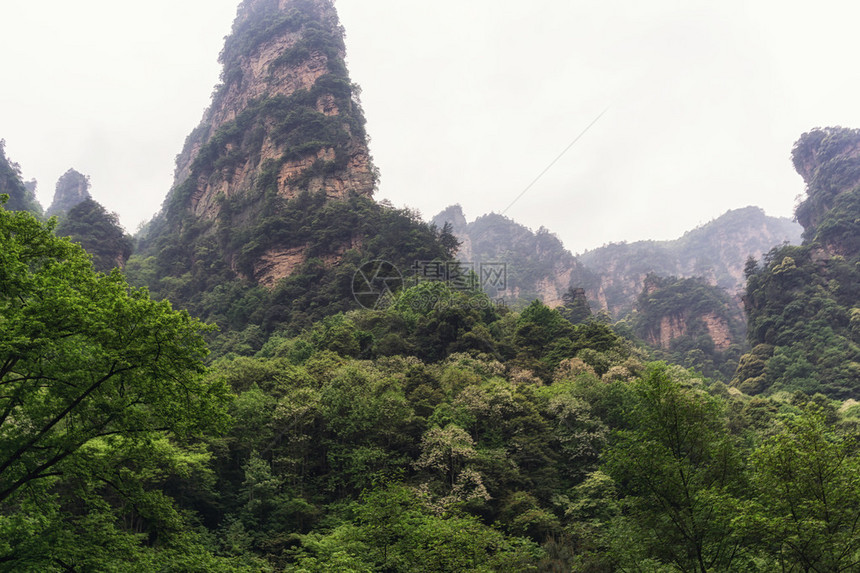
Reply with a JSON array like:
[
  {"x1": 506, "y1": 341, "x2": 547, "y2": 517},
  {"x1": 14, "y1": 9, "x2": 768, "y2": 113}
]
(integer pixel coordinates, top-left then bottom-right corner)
[
  {"x1": 433, "y1": 205, "x2": 796, "y2": 382},
  {"x1": 431, "y1": 206, "x2": 589, "y2": 307},
  {"x1": 4, "y1": 200, "x2": 860, "y2": 571},
  {"x1": 735, "y1": 127, "x2": 860, "y2": 399},
  {"x1": 1, "y1": 0, "x2": 859, "y2": 569},
  {"x1": 630, "y1": 274, "x2": 746, "y2": 380}
]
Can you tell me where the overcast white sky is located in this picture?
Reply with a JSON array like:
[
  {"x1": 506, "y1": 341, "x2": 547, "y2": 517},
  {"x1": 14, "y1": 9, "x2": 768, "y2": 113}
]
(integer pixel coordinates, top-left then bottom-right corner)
[{"x1": 1, "y1": 1, "x2": 858, "y2": 253}]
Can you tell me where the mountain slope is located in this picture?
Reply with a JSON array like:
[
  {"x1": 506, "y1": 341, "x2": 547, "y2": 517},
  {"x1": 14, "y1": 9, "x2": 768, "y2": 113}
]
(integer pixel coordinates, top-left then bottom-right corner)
[
  {"x1": 0, "y1": 140, "x2": 41, "y2": 216},
  {"x1": 432, "y1": 205, "x2": 590, "y2": 307},
  {"x1": 129, "y1": 0, "x2": 455, "y2": 347},
  {"x1": 735, "y1": 127, "x2": 860, "y2": 399},
  {"x1": 434, "y1": 205, "x2": 802, "y2": 317},
  {"x1": 580, "y1": 206, "x2": 802, "y2": 317}
]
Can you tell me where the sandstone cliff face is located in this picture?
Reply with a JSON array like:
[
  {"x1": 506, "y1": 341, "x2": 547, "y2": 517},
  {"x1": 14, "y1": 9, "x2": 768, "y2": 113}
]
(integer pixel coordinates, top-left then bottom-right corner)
[
  {"x1": 152, "y1": 0, "x2": 376, "y2": 285},
  {"x1": 46, "y1": 169, "x2": 91, "y2": 217},
  {"x1": 644, "y1": 312, "x2": 733, "y2": 351},
  {"x1": 172, "y1": 0, "x2": 374, "y2": 224},
  {"x1": 646, "y1": 315, "x2": 687, "y2": 349},
  {"x1": 703, "y1": 313, "x2": 733, "y2": 351},
  {"x1": 580, "y1": 207, "x2": 802, "y2": 318}
]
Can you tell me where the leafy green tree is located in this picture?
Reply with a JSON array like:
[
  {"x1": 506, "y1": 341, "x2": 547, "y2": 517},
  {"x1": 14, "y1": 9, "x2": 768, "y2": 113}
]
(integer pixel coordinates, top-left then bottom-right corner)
[
  {"x1": 54, "y1": 198, "x2": 134, "y2": 272},
  {"x1": 751, "y1": 407, "x2": 860, "y2": 571},
  {"x1": 0, "y1": 202, "x2": 232, "y2": 569},
  {"x1": 604, "y1": 364, "x2": 746, "y2": 571},
  {"x1": 288, "y1": 484, "x2": 542, "y2": 572}
]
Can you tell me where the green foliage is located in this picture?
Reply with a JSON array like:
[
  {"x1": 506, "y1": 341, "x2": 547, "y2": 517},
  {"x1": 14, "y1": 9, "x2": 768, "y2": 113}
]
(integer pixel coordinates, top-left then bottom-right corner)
[
  {"x1": 740, "y1": 243, "x2": 860, "y2": 398},
  {"x1": 604, "y1": 364, "x2": 746, "y2": 571},
  {"x1": 0, "y1": 203, "x2": 237, "y2": 569},
  {"x1": 737, "y1": 129, "x2": 860, "y2": 400},
  {"x1": 751, "y1": 407, "x2": 860, "y2": 570},
  {"x1": 559, "y1": 286, "x2": 592, "y2": 325},
  {"x1": 287, "y1": 485, "x2": 542, "y2": 572},
  {"x1": 54, "y1": 198, "x2": 133, "y2": 272},
  {"x1": 792, "y1": 127, "x2": 860, "y2": 237}
]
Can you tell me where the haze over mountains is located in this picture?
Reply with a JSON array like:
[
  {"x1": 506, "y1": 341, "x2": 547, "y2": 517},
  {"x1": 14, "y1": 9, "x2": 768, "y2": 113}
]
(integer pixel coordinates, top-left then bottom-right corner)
[
  {"x1": 1, "y1": 0, "x2": 860, "y2": 570},
  {"x1": 434, "y1": 203, "x2": 802, "y2": 317}
]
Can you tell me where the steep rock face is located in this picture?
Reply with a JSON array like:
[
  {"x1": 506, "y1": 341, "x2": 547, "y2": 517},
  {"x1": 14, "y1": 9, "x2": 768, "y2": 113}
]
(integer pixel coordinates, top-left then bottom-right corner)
[
  {"x1": 703, "y1": 313, "x2": 733, "y2": 351},
  {"x1": 46, "y1": 169, "x2": 91, "y2": 217},
  {"x1": 645, "y1": 312, "x2": 733, "y2": 351},
  {"x1": 144, "y1": 0, "x2": 376, "y2": 285},
  {"x1": 172, "y1": 0, "x2": 375, "y2": 222},
  {"x1": 579, "y1": 207, "x2": 802, "y2": 317},
  {"x1": 633, "y1": 274, "x2": 746, "y2": 380},
  {"x1": 647, "y1": 315, "x2": 687, "y2": 349}
]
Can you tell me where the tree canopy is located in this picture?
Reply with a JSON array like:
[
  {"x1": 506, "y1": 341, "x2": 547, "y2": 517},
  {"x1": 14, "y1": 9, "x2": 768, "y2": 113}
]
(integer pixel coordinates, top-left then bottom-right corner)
[{"x1": 0, "y1": 199, "x2": 236, "y2": 570}]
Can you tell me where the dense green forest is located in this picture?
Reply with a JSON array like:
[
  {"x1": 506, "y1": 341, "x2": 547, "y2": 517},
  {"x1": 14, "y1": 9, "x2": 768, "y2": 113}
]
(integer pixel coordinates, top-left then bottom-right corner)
[
  {"x1": 735, "y1": 127, "x2": 860, "y2": 399},
  {"x1": 54, "y1": 199, "x2": 134, "y2": 273},
  {"x1": 2, "y1": 0, "x2": 859, "y2": 568},
  {"x1": 4, "y1": 189, "x2": 860, "y2": 570}
]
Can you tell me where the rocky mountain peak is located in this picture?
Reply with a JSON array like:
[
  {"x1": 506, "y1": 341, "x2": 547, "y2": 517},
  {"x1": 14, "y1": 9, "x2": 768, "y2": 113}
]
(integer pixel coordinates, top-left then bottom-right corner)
[
  {"x1": 169, "y1": 0, "x2": 374, "y2": 223},
  {"x1": 792, "y1": 127, "x2": 860, "y2": 246},
  {"x1": 432, "y1": 204, "x2": 468, "y2": 233},
  {"x1": 142, "y1": 0, "x2": 379, "y2": 287},
  {"x1": 46, "y1": 169, "x2": 90, "y2": 217}
]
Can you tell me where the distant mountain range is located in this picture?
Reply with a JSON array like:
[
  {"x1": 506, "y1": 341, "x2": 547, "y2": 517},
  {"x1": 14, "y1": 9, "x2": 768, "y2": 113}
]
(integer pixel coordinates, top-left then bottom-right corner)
[{"x1": 434, "y1": 204, "x2": 802, "y2": 317}]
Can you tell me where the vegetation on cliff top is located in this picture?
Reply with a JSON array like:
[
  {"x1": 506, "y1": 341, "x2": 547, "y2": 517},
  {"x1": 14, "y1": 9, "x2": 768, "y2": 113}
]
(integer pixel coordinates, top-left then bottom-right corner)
[
  {"x1": 735, "y1": 127, "x2": 860, "y2": 399},
  {"x1": 631, "y1": 274, "x2": 746, "y2": 380},
  {"x1": 0, "y1": 141, "x2": 41, "y2": 216},
  {"x1": 54, "y1": 198, "x2": 133, "y2": 272},
  {"x1": 130, "y1": 192, "x2": 458, "y2": 356}
]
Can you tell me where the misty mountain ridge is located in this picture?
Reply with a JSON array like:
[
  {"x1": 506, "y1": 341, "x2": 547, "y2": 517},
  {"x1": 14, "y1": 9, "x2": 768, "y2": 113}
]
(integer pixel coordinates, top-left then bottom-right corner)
[{"x1": 434, "y1": 203, "x2": 802, "y2": 315}]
